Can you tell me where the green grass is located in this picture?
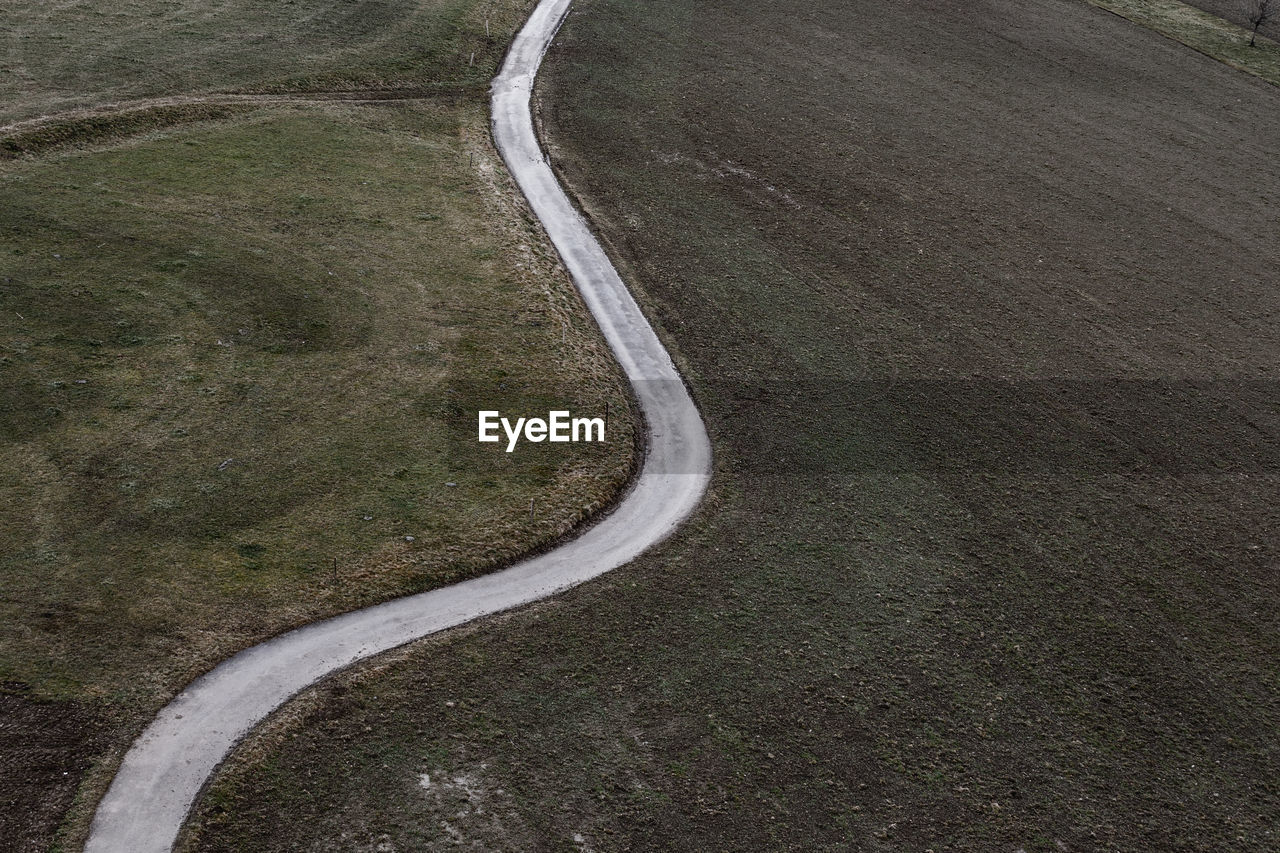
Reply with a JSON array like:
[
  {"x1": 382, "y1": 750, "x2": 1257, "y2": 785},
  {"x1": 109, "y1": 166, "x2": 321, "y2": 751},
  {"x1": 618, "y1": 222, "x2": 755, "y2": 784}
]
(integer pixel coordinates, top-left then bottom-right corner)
[
  {"x1": 1089, "y1": 0, "x2": 1280, "y2": 84},
  {"x1": 0, "y1": 0, "x2": 530, "y2": 125},
  {"x1": 181, "y1": 0, "x2": 1280, "y2": 850},
  {"x1": 0, "y1": 102, "x2": 634, "y2": 708}
]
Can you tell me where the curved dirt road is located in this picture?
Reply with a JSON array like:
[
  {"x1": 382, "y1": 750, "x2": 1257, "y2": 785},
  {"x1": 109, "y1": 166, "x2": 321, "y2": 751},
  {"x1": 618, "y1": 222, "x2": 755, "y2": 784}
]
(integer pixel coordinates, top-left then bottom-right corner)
[{"x1": 84, "y1": 1, "x2": 711, "y2": 850}]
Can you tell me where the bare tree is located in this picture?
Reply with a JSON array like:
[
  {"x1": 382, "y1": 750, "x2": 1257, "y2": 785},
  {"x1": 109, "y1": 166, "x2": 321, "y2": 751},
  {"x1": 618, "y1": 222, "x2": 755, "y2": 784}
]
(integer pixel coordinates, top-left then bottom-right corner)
[{"x1": 1246, "y1": 0, "x2": 1276, "y2": 47}]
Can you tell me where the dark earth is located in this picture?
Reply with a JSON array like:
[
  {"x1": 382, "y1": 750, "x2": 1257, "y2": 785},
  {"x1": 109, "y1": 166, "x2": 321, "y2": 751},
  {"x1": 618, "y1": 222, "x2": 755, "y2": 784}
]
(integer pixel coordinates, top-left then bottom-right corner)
[{"x1": 0, "y1": 686, "x2": 107, "y2": 853}]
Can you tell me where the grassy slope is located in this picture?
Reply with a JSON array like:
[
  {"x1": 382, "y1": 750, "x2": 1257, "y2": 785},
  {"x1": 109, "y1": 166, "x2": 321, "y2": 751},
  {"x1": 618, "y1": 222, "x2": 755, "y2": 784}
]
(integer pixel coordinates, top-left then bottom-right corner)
[
  {"x1": 1, "y1": 0, "x2": 638, "y2": 849},
  {"x1": 186, "y1": 0, "x2": 1280, "y2": 851},
  {"x1": 0, "y1": 0, "x2": 527, "y2": 124},
  {"x1": 0, "y1": 102, "x2": 635, "y2": 703}
]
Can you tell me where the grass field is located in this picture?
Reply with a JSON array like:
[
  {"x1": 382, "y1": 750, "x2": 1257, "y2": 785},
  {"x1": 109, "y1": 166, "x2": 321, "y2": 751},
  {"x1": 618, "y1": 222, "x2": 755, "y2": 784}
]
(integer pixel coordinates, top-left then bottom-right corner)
[
  {"x1": 183, "y1": 0, "x2": 1280, "y2": 850},
  {"x1": 1, "y1": 101, "x2": 636, "y2": 702},
  {"x1": 0, "y1": 0, "x2": 528, "y2": 125},
  {"x1": 0, "y1": 0, "x2": 639, "y2": 850}
]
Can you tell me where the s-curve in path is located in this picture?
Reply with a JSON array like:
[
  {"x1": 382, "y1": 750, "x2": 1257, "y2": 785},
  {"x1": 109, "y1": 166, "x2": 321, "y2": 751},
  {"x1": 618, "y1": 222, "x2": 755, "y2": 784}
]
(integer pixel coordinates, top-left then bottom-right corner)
[{"x1": 84, "y1": 1, "x2": 711, "y2": 851}]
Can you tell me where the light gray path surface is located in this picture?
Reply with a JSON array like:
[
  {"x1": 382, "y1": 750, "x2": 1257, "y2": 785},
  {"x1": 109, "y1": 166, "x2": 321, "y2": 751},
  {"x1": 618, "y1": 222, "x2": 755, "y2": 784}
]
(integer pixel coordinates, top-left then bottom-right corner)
[{"x1": 84, "y1": 1, "x2": 711, "y2": 849}]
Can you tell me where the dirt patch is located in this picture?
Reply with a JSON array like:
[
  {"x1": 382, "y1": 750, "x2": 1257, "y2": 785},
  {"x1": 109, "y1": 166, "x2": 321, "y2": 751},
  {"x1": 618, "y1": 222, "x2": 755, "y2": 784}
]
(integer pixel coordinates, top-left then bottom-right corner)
[{"x1": 0, "y1": 685, "x2": 108, "y2": 853}]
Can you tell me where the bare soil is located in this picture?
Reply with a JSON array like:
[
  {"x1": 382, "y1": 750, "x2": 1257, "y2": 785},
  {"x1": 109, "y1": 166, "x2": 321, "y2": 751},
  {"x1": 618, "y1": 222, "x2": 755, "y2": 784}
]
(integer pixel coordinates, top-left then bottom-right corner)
[{"x1": 0, "y1": 685, "x2": 108, "y2": 853}]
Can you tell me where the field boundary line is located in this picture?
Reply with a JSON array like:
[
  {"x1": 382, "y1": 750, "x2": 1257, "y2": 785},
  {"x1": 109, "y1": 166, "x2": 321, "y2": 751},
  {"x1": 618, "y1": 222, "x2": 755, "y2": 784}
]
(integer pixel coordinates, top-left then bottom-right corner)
[
  {"x1": 0, "y1": 86, "x2": 483, "y2": 136},
  {"x1": 0, "y1": 87, "x2": 488, "y2": 158}
]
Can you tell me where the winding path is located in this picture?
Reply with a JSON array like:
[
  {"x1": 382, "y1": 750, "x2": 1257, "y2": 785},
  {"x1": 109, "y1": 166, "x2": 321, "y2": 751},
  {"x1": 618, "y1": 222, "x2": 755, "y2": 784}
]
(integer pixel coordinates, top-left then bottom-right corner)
[{"x1": 84, "y1": 1, "x2": 711, "y2": 850}]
